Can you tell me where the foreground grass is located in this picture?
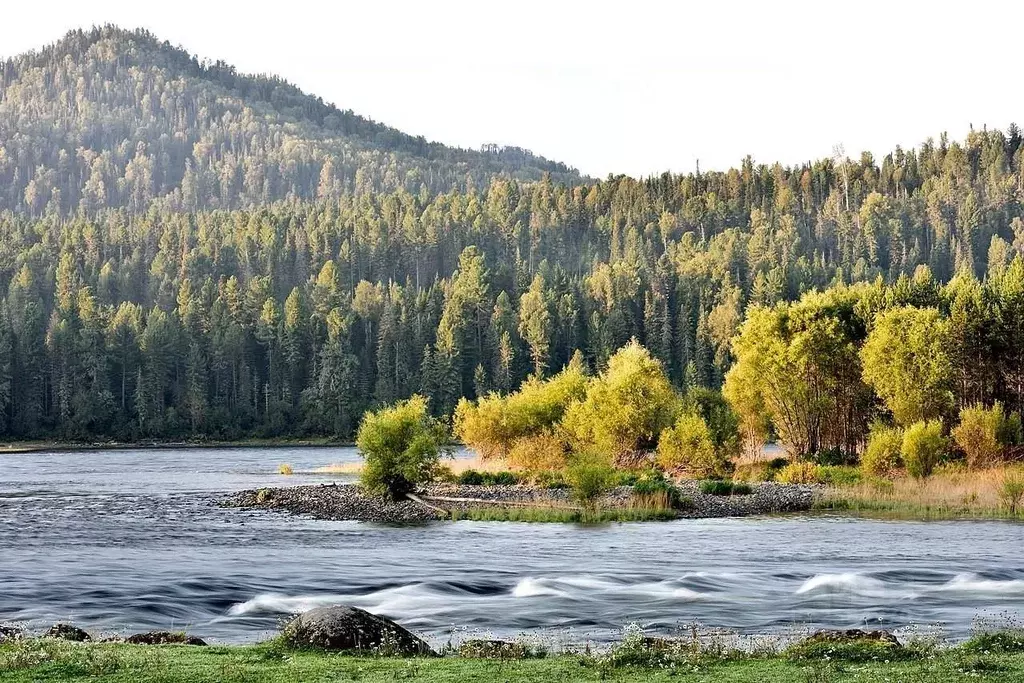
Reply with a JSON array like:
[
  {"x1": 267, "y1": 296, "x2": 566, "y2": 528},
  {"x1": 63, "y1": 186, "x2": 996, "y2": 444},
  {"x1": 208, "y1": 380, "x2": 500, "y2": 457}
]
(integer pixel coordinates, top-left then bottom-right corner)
[
  {"x1": 4, "y1": 636, "x2": 1024, "y2": 683},
  {"x1": 816, "y1": 465, "x2": 1024, "y2": 521}
]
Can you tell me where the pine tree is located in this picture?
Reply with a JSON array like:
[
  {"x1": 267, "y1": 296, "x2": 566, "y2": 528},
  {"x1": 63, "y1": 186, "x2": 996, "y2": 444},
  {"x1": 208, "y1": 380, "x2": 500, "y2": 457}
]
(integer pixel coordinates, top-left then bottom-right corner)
[{"x1": 518, "y1": 274, "x2": 551, "y2": 376}]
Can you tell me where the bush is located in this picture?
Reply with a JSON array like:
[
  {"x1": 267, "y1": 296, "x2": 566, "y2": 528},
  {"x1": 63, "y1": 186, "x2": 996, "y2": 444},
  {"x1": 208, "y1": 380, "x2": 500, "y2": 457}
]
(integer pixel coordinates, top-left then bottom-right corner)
[
  {"x1": 733, "y1": 456, "x2": 789, "y2": 482},
  {"x1": 861, "y1": 425, "x2": 904, "y2": 477},
  {"x1": 818, "y1": 465, "x2": 863, "y2": 486},
  {"x1": 699, "y1": 479, "x2": 733, "y2": 495},
  {"x1": 562, "y1": 341, "x2": 680, "y2": 461},
  {"x1": 902, "y1": 420, "x2": 947, "y2": 479},
  {"x1": 456, "y1": 470, "x2": 522, "y2": 486},
  {"x1": 357, "y1": 396, "x2": 447, "y2": 499},
  {"x1": 656, "y1": 411, "x2": 728, "y2": 478},
  {"x1": 776, "y1": 462, "x2": 825, "y2": 484},
  {"x1": 953, "y1": 403, "x2": 1009, "y2": 469},
  {"x1": 685, "y1": 387, "x2": 741, "y2": 460},
  {"x1": 453, "y1": 359, "x2": 588, "y2": 460},
  {"x1": 506, "y1": 431, "x2": 569, "y2": 474},
  {"x1": 785, "y1": 635, "x2": 911, "y2": 663},
  {"x1": 632, "y1": 471, "x2": 687, "y2": 508},
  {"x1": 565, "y1": 454, "x2": 616, "y2": 507},
  {"x1": 534, "y1": 470, "x2": 568, "y2": 489},
  {"x1": 811, "y1": 448, "x2": 857, "y2": 467},
  {"x1": 1000, "y1": 470, "x2": 1024, "y2": 514},
  {"x1": 961, "y1": 630, "x2": 1024, "y2": 654},
  {"x1": 1000, "y1": 412, "x2": 1024, "y2": 446},
  {"x1": 614, "y1": 471, "x2": 640, "y2": 486},
  {"x1": 491, "y1": 471, "x2": 520, "y2": 486}
]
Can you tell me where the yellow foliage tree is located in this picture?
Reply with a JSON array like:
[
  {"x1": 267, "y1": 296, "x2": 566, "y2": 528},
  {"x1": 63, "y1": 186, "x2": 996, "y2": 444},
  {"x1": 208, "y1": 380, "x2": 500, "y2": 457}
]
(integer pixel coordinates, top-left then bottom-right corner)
[
  {"x1": 656, "y1": 411, "x2": 726, "y2": 478},
  {"x1": 562, "y1": 340, "x2": 679, "y2": 463},
  {"x1": 454, "y1": 353, "x2": 588, "y2": 459}
]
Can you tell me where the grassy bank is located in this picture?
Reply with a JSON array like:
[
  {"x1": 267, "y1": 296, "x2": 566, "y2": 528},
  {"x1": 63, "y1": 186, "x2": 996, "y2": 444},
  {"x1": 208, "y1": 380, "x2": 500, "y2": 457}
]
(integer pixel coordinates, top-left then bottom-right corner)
[
  {"x1": 815, "y1": 465, "x2": 1024, "y2": 521},
  {"x1": 3, "y1": 633, "x2": 1024, "y2": 682},
  {"x1": 448, "y1": 505, "x2": 679, "y2": 523}
]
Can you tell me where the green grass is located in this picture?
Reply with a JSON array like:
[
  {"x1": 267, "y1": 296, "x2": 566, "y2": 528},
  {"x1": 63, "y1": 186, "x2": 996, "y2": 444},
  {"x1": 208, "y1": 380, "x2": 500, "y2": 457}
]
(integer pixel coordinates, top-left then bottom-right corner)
[
  {"x1": 448, "y1": 505, "x2": 678, "y2": 522},
  {"x1": 4, "y1": 637, "x2": 1024, "y2": 682}
]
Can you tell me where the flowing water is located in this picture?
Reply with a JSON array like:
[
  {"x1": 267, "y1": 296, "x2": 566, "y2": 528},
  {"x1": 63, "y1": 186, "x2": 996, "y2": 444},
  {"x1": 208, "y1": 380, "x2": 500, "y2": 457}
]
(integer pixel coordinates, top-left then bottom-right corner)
[{"x1": 2, "y1": 447, "x2": 1023, "y2": 645}]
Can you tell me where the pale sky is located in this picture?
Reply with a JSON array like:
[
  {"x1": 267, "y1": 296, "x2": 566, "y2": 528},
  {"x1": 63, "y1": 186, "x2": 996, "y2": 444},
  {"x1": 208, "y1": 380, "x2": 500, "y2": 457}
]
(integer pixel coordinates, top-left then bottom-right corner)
[{"x1": 2, "y1": 0, "x2": 1021, "y2": 178}]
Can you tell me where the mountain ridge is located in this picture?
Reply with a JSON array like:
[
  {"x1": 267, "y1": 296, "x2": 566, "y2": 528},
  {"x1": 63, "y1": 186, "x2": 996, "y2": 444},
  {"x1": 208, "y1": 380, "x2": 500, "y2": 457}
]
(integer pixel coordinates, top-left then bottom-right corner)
[{"x1": 0, "y1": 25, "x2": 582, "y2": 214}]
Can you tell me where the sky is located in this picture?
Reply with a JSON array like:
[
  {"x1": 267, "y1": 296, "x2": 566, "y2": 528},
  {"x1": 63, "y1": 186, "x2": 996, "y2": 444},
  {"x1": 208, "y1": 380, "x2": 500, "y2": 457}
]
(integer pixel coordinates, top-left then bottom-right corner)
[{"x1": 2, "y1": 0, "x2": 1021, "y2": 178}]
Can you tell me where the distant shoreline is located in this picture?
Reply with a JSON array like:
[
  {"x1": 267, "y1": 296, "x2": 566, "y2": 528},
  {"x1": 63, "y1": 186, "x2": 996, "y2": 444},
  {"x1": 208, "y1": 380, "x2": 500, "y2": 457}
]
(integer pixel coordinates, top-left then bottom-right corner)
[{"x1": 0, "y1": 439, "x2": 356, "y2": 454}]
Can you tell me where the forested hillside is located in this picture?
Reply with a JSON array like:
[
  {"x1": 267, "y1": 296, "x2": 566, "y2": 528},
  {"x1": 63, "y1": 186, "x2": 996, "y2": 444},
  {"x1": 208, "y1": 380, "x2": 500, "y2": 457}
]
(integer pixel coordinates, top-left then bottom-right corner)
[
  {"x1": 0, "y1": 26, "x2": 579, "y2": 214},
  {"x1": 0, "y1": 120, "x2": 1021, "y2": 440}
]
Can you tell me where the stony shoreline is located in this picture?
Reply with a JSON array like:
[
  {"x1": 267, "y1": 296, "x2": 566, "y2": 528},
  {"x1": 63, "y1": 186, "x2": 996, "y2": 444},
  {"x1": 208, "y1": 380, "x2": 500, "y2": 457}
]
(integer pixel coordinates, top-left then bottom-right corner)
[{"x1": 221, "y1": 480, "x2": 818, "y2": 523}]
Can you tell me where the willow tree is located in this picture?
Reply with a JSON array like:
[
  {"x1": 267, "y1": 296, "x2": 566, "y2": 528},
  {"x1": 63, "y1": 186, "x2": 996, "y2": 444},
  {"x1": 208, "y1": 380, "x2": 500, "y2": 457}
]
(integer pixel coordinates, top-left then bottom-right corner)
[
  {"x1": 724, "y1": 290, "x2": 872, "y2": 459},
  {"x1": 454, "y1": 352, "x2": 588, "y2": 460},
  {"x1": 562, "y1": 340, "x2": 679, "y2": 463},
  {"x1": 860, "y1": 306, "x2": 953, "y2": 426}
]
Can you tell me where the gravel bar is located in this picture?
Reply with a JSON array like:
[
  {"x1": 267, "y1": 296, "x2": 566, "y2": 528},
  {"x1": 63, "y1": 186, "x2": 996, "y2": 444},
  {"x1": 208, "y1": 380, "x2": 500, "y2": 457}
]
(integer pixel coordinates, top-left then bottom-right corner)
[{"x1": 222, "y1": 481, "x2": 817, "y2": 522}]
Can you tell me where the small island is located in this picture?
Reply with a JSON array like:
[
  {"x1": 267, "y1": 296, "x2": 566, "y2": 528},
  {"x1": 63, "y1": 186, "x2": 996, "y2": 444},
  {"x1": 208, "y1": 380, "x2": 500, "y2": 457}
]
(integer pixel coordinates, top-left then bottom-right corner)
[{"x1": 221, "y1": 337, "x2": 1024, "y2": 525}]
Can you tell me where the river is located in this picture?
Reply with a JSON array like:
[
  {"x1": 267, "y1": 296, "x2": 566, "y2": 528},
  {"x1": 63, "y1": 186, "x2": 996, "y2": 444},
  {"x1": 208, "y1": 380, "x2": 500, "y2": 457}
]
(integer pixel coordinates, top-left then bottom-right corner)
[{"x1": 2, "y1": 447, "x2": 1022, "y2": 646}]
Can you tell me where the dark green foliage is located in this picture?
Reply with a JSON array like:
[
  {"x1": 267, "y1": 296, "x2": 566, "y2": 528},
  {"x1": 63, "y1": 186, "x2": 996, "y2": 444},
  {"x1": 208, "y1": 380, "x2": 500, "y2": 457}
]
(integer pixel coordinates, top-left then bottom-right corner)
[
  {"x1": 614, "y1": 472, "x2": 640, "y2": 486},
  {"x1": 685, "y1": 387, "x2": 741, "y2": 458},
  {"x1": 455, "y1": 470, "x2": 522, "y2": 486},
  {"x1": 535, "y1": 471, "x2": 569, "y2": 489},
  {"x1": 811, "y1": 448, "x2": 858, "y2": 467}
]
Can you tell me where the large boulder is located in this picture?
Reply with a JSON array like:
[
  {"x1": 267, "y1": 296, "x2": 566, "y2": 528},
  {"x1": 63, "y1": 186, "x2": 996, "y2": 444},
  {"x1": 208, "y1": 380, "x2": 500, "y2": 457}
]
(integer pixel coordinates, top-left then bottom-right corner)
[
  {"x1": 787, "y1": 629, "x2": 907, "y2": 662},
  {"x1": 125, "y1": 631, "x2": 207, "y2": 646},
  {"x1": 43, "y1": 623, "x2": 91, "y2": 642},
  {"x1": 803, "y1": 629, "x2": 901, "y2": 647},
  {"x1": 281, "y1": 606, "x2": 433, "y2": 655}
]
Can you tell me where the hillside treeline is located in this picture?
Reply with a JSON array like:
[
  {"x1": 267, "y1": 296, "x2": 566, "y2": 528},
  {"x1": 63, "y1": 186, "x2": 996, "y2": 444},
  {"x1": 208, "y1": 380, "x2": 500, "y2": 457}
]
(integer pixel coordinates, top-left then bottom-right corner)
[{"x1": 0, "y1": 123, "x2": 1021, "y2": 440}]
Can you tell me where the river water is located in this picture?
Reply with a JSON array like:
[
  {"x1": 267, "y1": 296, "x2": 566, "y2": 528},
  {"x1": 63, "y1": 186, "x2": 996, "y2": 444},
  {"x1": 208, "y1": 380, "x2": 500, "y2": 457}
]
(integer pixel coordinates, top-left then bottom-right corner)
[{"x1": 2, "y1": 447, "x2": 1023, "y2": 645}]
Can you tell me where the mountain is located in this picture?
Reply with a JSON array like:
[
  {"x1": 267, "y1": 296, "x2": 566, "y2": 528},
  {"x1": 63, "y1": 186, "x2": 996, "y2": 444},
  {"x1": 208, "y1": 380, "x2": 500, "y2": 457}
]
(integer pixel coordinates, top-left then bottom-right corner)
[{"x1": 0, "y1": 26, "x2": 581, "y2": 214}]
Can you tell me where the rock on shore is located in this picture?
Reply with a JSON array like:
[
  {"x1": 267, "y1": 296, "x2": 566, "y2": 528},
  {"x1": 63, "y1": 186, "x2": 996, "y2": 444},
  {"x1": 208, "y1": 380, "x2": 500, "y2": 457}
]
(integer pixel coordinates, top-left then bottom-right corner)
[
  {"x1": 675, "y1": 480, "x2": 817, "y2": 517},
  {"x1": 222, "y1": 484, "x2": 445, "y2": 523},
  {"x1": 282, "y1": 605, "x2": 434, "y2": 655}
]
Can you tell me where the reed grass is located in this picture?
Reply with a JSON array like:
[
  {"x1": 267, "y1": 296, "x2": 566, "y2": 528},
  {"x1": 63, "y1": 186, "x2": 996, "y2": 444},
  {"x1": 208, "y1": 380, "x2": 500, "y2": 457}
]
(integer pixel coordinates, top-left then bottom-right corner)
[
  {"x1": 816, "y1": 465, "x2": 1024, "y2": 520},
  {"x1": 449, "y1": 503, "x2": 678, "y2": 523}
]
